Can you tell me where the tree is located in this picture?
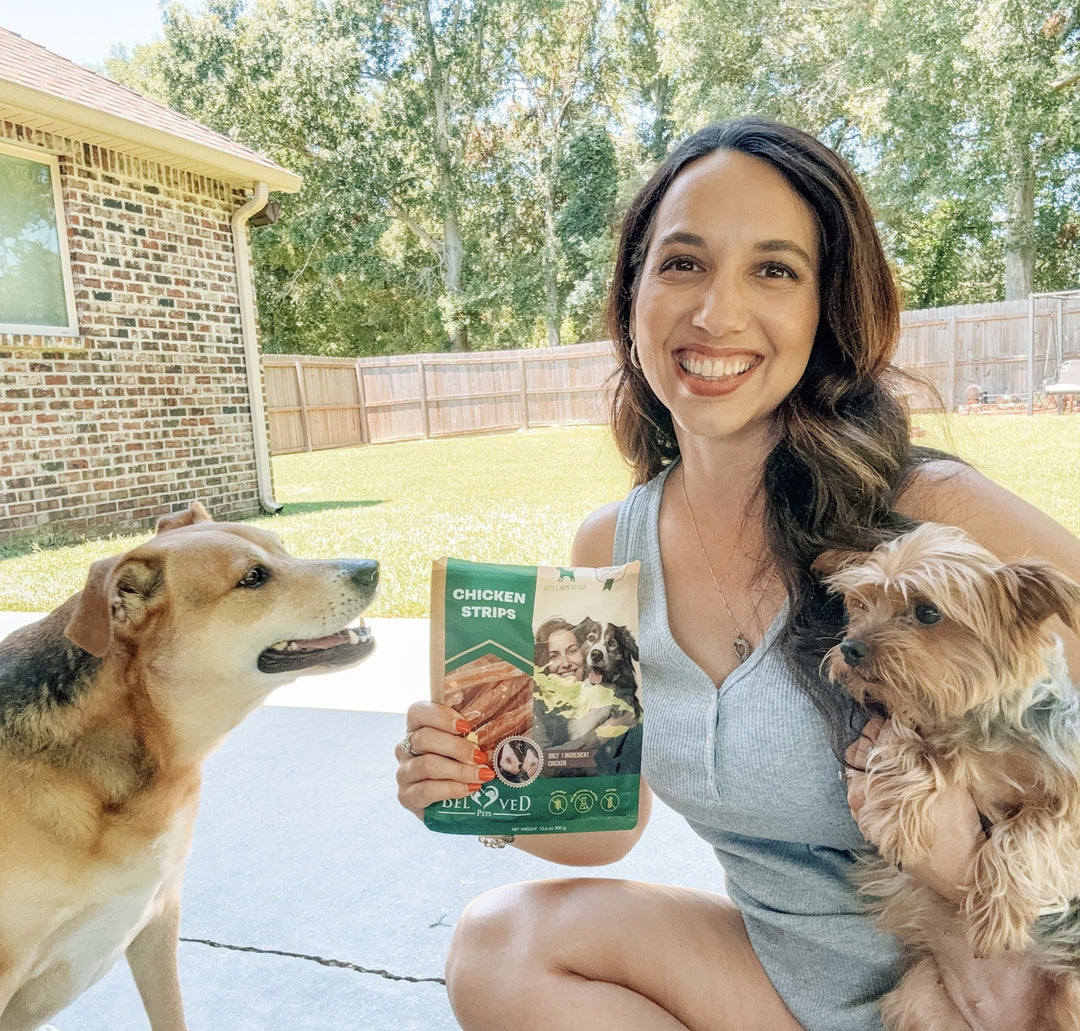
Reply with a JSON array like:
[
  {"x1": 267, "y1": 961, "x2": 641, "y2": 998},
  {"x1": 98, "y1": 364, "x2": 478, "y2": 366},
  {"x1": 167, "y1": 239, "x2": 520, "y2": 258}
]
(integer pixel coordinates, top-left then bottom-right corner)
[
  {"x1": 661, "y1": 0, "x2": 1080, "y2": 304},
  {"x1": 556, "y1": 123, "x2": 619, "y2": 341},
  {"x1": 503, "y1": 0, "x2": 609, "y2": 346},
  {"x1": 106, "y1": 0, "x2": 1080, "y2": 346},
  {"x1": 852, "y1": 0, "x2": 1080, "y2": 300},
  {"x1": 361, "y1": 0, "x2": 518, "y2": 350},
  {"x1": 114, "y1": 0, "x2": 521, "y2": 353},
  {"x1": 614, "y1": 0, "x2": 677, "y2": 162},
  {"x1": 660, "y1": 0, "x2": 855, "y2": 139}
]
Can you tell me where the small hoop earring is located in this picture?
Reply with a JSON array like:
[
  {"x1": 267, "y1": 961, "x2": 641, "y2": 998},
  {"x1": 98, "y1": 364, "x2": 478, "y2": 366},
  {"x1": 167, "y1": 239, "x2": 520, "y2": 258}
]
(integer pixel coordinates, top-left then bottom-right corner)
[{"x1": 628, "y1": 335, "x2": 641, "y2": 371}]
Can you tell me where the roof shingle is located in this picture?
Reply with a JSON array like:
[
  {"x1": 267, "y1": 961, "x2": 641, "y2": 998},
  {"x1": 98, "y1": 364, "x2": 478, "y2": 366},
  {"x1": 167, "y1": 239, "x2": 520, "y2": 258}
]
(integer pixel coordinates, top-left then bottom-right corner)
[{"x1": 0, "y1": 26, "x2": 300, "y2": 191}]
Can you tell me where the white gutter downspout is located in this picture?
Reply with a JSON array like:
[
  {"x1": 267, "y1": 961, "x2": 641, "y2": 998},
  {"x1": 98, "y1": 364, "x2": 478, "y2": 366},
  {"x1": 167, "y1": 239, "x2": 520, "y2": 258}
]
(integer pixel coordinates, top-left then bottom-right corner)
[{"x1": 232, "y1": 181, "x2": 282, "y2": 514}]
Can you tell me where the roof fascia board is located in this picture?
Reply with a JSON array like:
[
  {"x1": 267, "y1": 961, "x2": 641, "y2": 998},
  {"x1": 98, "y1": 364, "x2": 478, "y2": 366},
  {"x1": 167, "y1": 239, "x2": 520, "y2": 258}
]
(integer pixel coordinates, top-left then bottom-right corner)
[{"x1": 0, "y1": 80, "x2": 302, "y2": 193}]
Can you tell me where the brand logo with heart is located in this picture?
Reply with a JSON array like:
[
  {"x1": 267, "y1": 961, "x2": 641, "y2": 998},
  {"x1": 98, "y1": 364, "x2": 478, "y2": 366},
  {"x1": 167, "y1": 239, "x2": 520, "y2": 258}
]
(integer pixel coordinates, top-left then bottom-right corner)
[{"x1": 472, "y1": 784, "x2": 500, "y2": 809}]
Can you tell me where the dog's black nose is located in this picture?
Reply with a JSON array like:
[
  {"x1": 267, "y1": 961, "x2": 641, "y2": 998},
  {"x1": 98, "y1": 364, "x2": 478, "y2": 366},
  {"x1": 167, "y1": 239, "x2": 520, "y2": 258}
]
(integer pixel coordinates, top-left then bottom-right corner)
[
  {"x1": 345, "y1": 560, "x2": 379, "y2": 589},
  {"x1": 840, "y1": 638, "x2": 869, "y2": 667}
]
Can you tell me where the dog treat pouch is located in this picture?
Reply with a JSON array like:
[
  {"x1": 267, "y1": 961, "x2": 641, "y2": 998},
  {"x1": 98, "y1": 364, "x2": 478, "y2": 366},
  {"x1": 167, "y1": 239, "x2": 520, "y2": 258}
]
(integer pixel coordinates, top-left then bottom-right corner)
[{"x1": 425, "y1": 558, "x2": 643, "y2": 837}]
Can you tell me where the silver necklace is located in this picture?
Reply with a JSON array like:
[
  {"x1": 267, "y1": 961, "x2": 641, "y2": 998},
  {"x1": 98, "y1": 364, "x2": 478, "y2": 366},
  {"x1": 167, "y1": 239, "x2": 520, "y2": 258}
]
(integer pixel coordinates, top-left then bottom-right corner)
[{"x1": 680, "y1": 471, "x2": 753, "y2": 664}]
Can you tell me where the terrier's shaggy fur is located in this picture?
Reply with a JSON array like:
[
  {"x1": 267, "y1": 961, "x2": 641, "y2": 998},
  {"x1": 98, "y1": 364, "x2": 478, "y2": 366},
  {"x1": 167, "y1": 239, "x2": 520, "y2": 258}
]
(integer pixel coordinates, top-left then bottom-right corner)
[{"x1": 817, "y1": 523, "x2": 1080, "y2": 1030}]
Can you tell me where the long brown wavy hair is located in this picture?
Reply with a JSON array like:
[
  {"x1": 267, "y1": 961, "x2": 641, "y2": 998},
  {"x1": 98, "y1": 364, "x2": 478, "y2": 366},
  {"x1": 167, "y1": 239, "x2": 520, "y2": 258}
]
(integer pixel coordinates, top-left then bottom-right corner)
[{"x1": 607, "y1": 117, "x2": 950, "y2": 751}]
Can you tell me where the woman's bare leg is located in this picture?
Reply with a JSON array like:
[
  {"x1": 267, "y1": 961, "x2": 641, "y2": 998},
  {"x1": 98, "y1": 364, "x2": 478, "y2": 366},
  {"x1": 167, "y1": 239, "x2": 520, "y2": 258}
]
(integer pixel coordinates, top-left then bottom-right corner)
[{"x1": 446, "y1": 878, "x2": 804, "y2": 1031}]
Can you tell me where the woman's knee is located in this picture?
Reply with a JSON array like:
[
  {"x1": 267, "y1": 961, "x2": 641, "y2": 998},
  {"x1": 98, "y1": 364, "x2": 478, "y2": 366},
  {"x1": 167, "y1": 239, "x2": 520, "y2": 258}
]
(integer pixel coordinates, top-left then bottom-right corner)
[
  {"x1": 448, "y1": 879, "x2": 575, "y2": 973},
  {"x1": 446, "y1": 879, "x2": 605, "y2": 1013},
  {"x1": 447, "y1": 883, "x2": 522, "y2": 982}
]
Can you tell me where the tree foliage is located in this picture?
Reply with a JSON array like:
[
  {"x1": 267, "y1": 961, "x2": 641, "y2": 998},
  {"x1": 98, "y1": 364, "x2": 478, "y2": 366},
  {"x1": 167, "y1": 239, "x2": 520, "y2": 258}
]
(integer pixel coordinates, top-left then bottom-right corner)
[
  {"x1": 107, "y1": 0, "x2": 1080, "y2": 354},
  {"x1": 661, "y1": 0, "x2": 1080, "y2": 304}
]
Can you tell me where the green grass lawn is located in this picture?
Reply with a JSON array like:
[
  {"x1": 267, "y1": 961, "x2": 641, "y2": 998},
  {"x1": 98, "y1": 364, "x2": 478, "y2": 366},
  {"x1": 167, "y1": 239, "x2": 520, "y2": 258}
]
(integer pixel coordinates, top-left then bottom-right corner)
[
  {"x1": 912, "y1": 412, "x2": 1080, "y2": 533},
  {"x1": 2, "y1": 417, "x2": 1077, "y2": 616},
  {"x1": 0, "y1": 426, "x2": 631, "y2": 617}
]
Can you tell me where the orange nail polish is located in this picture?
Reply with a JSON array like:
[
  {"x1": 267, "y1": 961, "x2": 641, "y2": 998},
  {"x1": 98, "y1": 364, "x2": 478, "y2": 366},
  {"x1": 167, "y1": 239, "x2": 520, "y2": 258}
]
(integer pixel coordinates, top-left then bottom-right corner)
[
  {"x1": 467, "y1": 783, "x2": 482, "y2": 792},
  {"x1": 478, "y1": 766, "x2": 496, "y2": 782},
  {"x1": 456, "y1": 719, "x2": 473, "y2": 734},
  {"x1": 473, "y1": 748, "x2": 489, "y2": 765}
]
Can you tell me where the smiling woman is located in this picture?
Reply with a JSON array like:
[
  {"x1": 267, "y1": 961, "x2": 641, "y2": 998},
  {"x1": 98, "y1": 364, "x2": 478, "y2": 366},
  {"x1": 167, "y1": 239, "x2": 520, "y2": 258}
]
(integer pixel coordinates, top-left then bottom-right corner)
[
  {"x1": 395, "y1": 117, "x2": 1080, "y2": 1031},
  {"x1": 629, "y1": 148, "x2": 820, "y2": 448}
]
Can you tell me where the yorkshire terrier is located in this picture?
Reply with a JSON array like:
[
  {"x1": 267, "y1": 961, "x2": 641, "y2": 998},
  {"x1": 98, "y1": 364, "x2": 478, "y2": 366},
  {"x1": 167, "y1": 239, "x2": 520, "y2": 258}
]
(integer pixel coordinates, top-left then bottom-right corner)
[{"x1": 816, "y1": 522, "x2": 1080, "y2": 1030}]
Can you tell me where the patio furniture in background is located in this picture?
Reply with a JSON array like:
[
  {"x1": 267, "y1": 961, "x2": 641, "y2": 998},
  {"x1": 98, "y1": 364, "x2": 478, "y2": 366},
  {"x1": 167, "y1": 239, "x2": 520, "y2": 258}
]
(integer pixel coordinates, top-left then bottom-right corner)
[{"x1": 1046, "y1": 360, "x2": 1080, "y2": 413}]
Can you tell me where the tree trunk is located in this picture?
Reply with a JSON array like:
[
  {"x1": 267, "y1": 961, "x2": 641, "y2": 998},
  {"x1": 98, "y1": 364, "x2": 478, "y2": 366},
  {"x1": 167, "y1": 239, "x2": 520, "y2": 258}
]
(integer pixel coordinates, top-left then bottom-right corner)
[
  {"x1": 444, "y1": 205, "x2": 469, "y2": 352},
  {"x1": 543, "y1": 244, "x2": 560, "y2": 348},
  {"x1": 424, "y1": 0, "x2": 470, "y2": 351},
  {"x1": 543, "y1": 155, "x2": 561, "y2": 348},
  {"x1": 650, "y1": 73, "x2": 671, "y2": 162},
  {"x1": 1004, "y1": 174, "x2": 1035, "y2": 301}
]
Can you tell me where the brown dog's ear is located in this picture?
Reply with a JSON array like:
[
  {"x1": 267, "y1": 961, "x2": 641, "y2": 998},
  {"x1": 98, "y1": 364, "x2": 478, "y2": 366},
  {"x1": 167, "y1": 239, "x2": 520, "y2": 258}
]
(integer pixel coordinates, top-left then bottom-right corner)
[
  {"x1": 110, "y1": 557, "x2": 166, "y2": 630},
  {"x1": 156, "y1": 502, "x2": 212, "y2": 535},
  {"x1": 63, "y1": 554, "x2": 124, "y2": 656},
  {"x1": 812, "y1": 549, "x2": 854, "y2": 579},
  {"x1": 1004, "y1": 559, "x2": 1080, "y2": 634},
  {"x1": 63, "y1": 555, "x2": 167, "y2": 656}
]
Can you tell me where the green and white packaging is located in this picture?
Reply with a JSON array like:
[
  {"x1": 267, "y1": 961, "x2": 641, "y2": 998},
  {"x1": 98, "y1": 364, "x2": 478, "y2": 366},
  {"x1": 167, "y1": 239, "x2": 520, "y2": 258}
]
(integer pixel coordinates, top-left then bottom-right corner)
[{"x1": 425, "y1": 557, "x2": 642, "y2": 837}]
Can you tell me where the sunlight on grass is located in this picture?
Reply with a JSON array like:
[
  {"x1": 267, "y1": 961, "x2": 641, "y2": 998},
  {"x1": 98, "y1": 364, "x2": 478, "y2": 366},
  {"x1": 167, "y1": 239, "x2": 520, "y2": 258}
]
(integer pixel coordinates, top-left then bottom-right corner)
[
  {"x1": 0, "y1": 427, "x2": 631, "y2": 617},
  {"x1": 912, "y1": 414, "x2": 1080, "y2": 534},
  {"x1": 2, "y1": 419, "x2": 1076, "y2": 616},
  {"x1": 261, "y1": 427, "x2": 631, "y2": 617}
]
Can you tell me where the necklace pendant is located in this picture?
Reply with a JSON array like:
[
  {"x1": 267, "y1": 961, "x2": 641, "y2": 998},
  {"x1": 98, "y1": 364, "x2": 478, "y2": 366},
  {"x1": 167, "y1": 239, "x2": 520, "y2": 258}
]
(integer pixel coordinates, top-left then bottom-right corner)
[{"x1": 733, "y1": 636, "x2": 752, "y2": 664}]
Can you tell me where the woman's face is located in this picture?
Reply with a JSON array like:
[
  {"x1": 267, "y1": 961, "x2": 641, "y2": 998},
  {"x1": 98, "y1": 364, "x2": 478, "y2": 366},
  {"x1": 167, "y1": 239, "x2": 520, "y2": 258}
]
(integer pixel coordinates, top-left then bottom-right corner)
[
  {"x1": 631, "y1": 149, "x2": 820, "y2": 452},
  {"x1": 544, "y1": 628, "x2": 585, "y2": 681}
]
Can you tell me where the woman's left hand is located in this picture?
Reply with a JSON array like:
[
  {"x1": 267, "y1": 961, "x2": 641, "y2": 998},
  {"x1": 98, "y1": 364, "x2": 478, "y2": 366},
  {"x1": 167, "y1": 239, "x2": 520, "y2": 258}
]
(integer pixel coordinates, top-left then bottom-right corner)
[
  {"x1": 844, "y1": 717, "x2": 984, "y2": 903},
  {"x1": 841, "y1": 717, "x2": 881, "y2": 827}
]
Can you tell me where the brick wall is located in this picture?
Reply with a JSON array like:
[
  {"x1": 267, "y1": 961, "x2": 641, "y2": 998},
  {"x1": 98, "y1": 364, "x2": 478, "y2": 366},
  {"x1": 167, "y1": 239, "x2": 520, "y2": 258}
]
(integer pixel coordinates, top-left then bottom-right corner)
[{"x1": 0, "y1": 121, "x2": 268, "y2": 543}]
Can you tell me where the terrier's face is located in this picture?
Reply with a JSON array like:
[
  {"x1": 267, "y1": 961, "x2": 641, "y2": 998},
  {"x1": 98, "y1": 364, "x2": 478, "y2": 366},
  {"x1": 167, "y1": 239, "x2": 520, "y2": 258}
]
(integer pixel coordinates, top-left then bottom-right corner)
[{"x1": 815, "y1": 523, "x2": 1080, "y2": 726}]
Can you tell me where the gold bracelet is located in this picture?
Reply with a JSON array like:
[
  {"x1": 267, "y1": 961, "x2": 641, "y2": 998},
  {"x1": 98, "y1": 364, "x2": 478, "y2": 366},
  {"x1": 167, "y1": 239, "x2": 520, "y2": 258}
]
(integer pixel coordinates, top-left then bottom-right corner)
[{"x1": 478, "y1": 834, "x2": 516, "y2": 849}]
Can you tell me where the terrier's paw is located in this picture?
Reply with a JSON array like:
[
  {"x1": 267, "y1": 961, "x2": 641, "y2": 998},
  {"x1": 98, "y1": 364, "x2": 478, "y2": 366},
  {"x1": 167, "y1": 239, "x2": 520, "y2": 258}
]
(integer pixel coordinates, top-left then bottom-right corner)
[
  {"x1": 966, "y1": 893, "x2": 1034, "y2": 957},
  {"x1": 869, "y1": 799, "x2": 936, "y2": 867}
]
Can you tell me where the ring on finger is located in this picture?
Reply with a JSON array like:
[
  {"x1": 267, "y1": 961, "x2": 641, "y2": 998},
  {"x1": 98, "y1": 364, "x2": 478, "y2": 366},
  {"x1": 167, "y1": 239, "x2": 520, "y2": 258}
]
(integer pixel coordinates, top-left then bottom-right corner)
[{"x1": 400, "y1": 730, "x2": 418, "y2": 757}]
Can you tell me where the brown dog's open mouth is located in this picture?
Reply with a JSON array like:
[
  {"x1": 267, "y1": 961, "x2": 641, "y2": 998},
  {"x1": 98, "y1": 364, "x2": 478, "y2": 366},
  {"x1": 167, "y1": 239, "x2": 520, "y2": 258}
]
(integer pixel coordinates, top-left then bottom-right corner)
[{"x1": 258, "y1": 620, "x2": 376, "y2": 674}]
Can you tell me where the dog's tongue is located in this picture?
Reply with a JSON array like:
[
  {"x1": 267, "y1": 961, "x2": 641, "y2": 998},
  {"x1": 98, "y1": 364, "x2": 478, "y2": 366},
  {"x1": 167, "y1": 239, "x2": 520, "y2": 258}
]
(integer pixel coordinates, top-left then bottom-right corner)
[
  {"x1": 588, "y1": 669, "x2": 603, "y2": 685},
  {"x1": 297, "y1": 631, "x2": 351, "y2": 650},
  {"x1": 269, "y1": 626, "x2": 368, "y2": 654}
]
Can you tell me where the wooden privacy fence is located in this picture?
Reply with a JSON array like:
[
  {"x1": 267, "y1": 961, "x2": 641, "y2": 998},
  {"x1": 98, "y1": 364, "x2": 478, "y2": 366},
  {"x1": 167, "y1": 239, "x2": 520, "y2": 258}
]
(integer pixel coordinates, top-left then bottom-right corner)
[
  {"x1": 264, "y1": 296, "x2": 1080, "y2": 454},
  {"x1": 895, "y1": 291, "x2": 1080, "y2": 412},
  {"x1": 264, "y1": 340, "x2": 614, "y2": 454}
]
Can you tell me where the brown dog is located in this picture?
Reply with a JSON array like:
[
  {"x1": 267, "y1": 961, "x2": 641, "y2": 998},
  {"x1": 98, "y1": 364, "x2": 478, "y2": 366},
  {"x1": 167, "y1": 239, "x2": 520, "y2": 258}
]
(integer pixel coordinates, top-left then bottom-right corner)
[
  {"x1": 818, "y1": 522, "x2": 1080, "y2": 1030},
  {"x1": 0, "y1": 504, "x2": 378, "y2": 1031}
]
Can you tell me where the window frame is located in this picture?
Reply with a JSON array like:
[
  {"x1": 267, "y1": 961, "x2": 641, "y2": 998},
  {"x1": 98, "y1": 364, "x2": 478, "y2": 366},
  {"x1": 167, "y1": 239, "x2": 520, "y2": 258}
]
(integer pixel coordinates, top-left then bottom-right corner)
[{"x1": 0, "y1": 139, "x2": 80, "y2": 337}]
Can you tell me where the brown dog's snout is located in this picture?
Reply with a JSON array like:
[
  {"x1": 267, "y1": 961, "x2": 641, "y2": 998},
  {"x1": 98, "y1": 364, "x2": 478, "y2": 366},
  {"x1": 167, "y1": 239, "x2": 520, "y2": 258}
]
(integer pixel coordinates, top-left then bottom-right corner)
[
  {"x1": 345, "y1": 560, "x2": 379, "y2": 591},
  {"x1": 840, "y1": 637, "x2": 870, "y2": 667}
]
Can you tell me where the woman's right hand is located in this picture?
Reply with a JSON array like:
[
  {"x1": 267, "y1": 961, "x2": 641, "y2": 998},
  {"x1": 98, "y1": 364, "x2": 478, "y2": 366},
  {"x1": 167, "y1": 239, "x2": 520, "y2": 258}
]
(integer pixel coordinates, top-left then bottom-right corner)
[
  {"x1": 394, "y1": 699, "x2": 652, "y2": 865},
  {"x1": 845, "y1": 718, "x2": 982, "y2": 903},
  {"x1": 394, "y1": 701, "x2": 496, "y2": 819}
]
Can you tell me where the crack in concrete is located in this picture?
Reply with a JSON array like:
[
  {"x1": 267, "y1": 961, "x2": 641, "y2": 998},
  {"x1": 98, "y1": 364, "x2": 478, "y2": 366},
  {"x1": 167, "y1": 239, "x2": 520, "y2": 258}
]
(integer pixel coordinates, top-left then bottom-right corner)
[{"x1": 179, "y1": 937, "x2": 446, "y2": 985}]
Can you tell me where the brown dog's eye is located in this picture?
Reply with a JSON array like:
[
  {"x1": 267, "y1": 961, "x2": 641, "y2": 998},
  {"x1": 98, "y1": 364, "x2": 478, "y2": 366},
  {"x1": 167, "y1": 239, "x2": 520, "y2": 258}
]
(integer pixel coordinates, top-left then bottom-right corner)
[
  {"x1": 237, "y1": 566, "x2": 270, "y2": 589},
  {"x1": 914, "y1": 604, "x2": 942, "y2": 625}
]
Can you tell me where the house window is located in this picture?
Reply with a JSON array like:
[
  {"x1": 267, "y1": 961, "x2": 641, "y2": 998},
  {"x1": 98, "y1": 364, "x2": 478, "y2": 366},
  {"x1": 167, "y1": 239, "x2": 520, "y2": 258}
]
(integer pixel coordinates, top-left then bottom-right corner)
[{"x1": 0, "y1": 140, "x2": 78, "y2": 335}]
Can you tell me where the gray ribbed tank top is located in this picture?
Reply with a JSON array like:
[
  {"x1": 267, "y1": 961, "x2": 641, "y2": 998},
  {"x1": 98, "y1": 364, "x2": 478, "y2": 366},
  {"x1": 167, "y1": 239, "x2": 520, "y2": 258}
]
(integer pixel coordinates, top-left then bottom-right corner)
[{"x1": 614, "y1": 464, "x2": 898, "y2": 1031}]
